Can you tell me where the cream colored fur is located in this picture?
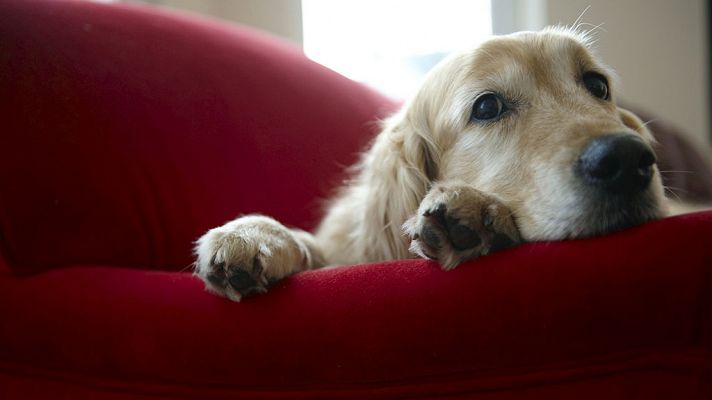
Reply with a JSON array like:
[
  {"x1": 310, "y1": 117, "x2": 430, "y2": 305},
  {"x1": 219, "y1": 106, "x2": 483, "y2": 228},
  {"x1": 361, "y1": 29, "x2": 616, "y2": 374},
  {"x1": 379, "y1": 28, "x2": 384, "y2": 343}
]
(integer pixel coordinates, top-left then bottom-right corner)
[{"x1": 195, "y1": 27, "x2": 672, "y2": 301}]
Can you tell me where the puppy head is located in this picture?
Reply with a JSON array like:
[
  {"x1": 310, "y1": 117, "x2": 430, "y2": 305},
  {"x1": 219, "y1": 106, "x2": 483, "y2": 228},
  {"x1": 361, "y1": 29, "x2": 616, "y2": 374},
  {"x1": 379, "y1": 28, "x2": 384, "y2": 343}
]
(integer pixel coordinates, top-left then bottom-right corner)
[{"x1": 401, "y1": 28, "x2": 665, "y2": 241}]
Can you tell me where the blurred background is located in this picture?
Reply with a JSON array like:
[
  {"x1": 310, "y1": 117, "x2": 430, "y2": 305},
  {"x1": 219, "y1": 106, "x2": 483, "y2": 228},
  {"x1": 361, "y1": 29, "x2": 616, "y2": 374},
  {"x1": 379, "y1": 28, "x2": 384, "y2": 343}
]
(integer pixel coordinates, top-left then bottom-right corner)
[{"x1": 96, "y1": 0, "x2": 711, "y2": 151}]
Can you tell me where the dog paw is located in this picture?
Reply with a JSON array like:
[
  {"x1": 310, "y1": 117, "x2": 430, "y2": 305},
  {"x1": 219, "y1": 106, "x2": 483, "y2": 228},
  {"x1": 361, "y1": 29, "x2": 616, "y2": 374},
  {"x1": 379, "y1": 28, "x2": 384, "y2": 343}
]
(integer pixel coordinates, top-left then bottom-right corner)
[
  {"x1": 194, "y1": 215, "x2": 310, "y2": 301},
  {"x1": 403, "y1": 183, "x2": 521, "y2": 270}
]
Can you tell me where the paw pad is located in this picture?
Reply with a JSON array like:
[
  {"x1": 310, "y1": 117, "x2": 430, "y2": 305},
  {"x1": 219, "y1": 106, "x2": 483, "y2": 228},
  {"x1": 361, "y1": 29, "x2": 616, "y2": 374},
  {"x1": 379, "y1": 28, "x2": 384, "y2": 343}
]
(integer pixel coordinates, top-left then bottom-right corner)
[
  {"x1": 447, "y1": 222, "x2": 482, "y2": 250},
  {"x1": 405, "y1": 184, "x2": 521, "y2": 269},
  {"x1": 228, "y1": 269, "x2": 258, "y2": 292}
]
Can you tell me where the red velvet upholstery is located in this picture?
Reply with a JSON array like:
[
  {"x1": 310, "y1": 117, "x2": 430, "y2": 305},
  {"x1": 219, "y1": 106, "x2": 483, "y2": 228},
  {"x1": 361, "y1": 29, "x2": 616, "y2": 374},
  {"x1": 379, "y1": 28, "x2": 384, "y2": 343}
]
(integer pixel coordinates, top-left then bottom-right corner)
[
  {"x1": 1, "y1": 1, "x2": 711, "y2": 399},
  {"x1": 0, "y1": 0, "x2": 394, "y2": 274}
]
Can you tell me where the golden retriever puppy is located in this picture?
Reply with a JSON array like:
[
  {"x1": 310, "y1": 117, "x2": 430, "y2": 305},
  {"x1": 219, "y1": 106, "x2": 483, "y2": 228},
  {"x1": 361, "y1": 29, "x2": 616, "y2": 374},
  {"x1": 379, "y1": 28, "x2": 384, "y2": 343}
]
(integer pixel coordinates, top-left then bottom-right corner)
[{"x1": 195, "y1": 28, "x2": 666, "y2": 301}]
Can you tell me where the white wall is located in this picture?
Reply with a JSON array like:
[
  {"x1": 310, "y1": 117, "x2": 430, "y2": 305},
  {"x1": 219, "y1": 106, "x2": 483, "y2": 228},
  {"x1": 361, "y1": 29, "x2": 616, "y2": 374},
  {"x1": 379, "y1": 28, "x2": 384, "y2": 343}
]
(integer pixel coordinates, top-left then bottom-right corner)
[
  {"x1": 142, "y1": 0, "x2": 303, "y2": 44},
  {"x1": 545, "y1": 0, "x2": 710, "y2": 148},
  {"x1": 137, "y1": 0, "x2": 710, "y2": 148}
]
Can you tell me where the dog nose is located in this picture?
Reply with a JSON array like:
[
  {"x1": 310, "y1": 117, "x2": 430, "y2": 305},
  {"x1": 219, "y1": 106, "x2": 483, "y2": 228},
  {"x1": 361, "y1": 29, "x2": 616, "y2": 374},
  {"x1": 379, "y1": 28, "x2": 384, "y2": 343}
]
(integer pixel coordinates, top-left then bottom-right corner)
[{"x1": 577, "y1": 133, "x2": 656, "y2": 195}]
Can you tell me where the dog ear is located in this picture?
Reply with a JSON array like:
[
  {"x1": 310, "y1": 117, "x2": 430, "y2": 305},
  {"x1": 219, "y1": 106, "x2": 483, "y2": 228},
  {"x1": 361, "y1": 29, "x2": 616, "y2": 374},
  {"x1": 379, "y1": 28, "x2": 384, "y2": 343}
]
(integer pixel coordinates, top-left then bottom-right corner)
[
  {"x1": 402, "y1": 125, "x2": 439, "y2": 182},
  {"x1": 389, "y1": 115, "x2": 440, "y2": 184},
  {"x1": 350, "y1": 114, "x2": 440, "y2": 259},
  {"x1": 420, "y1": 136, "x2": 439, "y2": 182}
]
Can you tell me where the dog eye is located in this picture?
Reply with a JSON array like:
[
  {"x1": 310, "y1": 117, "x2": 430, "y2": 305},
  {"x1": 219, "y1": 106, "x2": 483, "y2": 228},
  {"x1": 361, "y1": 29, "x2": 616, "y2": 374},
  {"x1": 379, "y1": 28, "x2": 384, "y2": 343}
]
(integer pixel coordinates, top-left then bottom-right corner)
[
  {"x1": 583, "y1": 72, "x2": 609, "y2": 100},
  {"x1": 471, "y1": 93, "x2": 506, "y2": 121}
]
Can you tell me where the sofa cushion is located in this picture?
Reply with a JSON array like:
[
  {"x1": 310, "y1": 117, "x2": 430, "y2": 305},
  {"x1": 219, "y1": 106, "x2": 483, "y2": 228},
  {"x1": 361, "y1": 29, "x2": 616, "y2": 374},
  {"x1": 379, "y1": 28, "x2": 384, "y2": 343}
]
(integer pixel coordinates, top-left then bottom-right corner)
[
  {"x1": 0, "y1": 0, "x2": 395, "y2": 274},
  {"x1": 1, "y1": 211, "x2": 711, "y2": 398}
]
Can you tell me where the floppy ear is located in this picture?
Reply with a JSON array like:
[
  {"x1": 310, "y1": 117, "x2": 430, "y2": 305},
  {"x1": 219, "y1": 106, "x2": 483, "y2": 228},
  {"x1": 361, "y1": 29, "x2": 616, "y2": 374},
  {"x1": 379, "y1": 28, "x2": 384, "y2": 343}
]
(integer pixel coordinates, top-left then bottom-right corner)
[
  {"x1": 365, "y1": 113, "x2": 440, "y2": 210},
  {"x1": 353, "y1": 112, "x2": 440, "y2": 258},
  {"x1": 396, "y1": 117, "x2": 440, "y2": 182}
]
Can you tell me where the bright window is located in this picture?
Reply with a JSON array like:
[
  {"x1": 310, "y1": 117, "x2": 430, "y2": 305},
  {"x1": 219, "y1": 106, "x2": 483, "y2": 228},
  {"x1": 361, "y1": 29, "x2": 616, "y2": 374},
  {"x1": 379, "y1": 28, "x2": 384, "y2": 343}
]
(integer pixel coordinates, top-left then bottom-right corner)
[{"x1": 302, "y1": 0, "x2": 492, "y2": 99}]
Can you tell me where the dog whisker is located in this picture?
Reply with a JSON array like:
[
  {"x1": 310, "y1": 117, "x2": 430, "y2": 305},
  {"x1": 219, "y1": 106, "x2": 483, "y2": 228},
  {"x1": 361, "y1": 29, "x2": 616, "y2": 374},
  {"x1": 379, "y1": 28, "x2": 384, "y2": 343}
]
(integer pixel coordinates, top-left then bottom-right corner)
[
  {"x1": 663, "y1": 186, "x2": 687, "y2": 202},
  {"x1": 572, "y1": 5, "x2": 592, "y2": 32},
  {"x1": 640, "y1": 119, "x2": 658, "y2": 129},
  {"x1": 180, "y1": 262, "x2": 198, "y2": 273},
  {"x1": 568, "y1": 6, "x2": 607, "y2": 46},
  {"x1": 577, "y1": 22, "x2": 607, "y2": 44},
  {"x1": 578, "y1": 22, "x2": 608, "y2": 33},
  {"x1": 664, "y1": 185, "x2": 690, "y2": 193}
]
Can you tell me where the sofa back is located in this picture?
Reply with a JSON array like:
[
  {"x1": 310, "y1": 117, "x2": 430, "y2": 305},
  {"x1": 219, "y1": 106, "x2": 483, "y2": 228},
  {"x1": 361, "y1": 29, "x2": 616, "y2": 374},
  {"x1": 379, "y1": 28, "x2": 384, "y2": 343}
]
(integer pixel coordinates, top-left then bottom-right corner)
[{"x1": 0, "y1": 0, "x2": 395, "y2": 274}]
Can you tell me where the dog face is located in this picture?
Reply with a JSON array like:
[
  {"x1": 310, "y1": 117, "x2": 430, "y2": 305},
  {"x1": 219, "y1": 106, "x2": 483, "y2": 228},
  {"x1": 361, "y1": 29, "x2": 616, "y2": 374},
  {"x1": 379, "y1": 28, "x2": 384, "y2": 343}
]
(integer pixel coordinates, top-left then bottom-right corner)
[{"x1": 403, "y1": 28, "x2": 665, "y2": 241}]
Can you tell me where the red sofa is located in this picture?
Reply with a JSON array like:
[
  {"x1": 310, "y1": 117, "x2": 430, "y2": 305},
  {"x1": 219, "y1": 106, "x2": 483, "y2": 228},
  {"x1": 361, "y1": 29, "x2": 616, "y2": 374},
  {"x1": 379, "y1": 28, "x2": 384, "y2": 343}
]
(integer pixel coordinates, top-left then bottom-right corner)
[{"x1": 1, "y1": 1, "x2": 712, "y2": 398}]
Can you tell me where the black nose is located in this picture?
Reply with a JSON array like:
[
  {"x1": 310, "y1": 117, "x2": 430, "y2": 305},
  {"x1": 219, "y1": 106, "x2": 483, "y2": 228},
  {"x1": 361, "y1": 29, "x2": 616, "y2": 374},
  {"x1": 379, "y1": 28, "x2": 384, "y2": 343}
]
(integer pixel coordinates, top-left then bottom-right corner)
[{"x1": 577, "y1": 133, "x2": 656, "y2": 195}]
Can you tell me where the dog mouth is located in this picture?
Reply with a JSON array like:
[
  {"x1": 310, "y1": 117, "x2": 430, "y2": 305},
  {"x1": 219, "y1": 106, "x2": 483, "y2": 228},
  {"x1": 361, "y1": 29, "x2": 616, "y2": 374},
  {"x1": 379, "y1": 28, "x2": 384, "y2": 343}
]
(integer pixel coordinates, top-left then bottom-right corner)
[
  {"x1": 591, "y1": 205, "x2": 659, "y2": 236},
  {"x1": 517, "y1": 185, "x2": 664, "y2": 242},
  {"x1": 568, "y1": 191, "x2": 664, "y2": 239}
]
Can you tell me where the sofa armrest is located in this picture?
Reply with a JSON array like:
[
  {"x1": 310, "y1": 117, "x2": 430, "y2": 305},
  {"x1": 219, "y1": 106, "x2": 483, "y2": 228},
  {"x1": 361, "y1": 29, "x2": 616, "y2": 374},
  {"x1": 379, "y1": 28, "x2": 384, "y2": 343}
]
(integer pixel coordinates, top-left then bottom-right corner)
[
  {"x1": 0, "y1": 0, "x2": 396, "y2": 274},
  {"x1": 1, "y1": 211, "x2": 711, "y2": 398}
]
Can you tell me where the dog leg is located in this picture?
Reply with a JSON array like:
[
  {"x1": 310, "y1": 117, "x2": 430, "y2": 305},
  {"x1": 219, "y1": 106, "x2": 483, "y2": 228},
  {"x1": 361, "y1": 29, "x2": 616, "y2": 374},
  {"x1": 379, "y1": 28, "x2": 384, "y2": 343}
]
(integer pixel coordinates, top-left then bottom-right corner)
[
  {"x1": 403, "y1": 182, "x2": 521, "y2": 270},
  {"x1": 194, "y1": 215, "x2": 324, "y2": 301}
]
